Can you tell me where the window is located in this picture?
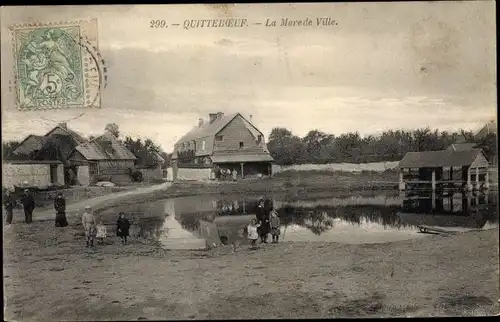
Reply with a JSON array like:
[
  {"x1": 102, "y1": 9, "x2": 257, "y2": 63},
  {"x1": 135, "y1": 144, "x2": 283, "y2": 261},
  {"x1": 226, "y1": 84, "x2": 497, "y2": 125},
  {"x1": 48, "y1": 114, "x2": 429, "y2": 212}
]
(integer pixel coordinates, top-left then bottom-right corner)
[
  {"x1": 239, "y1": 142, "x2": 244, "y2": 148},
  {"x1": 215, "y1": 135, "x2": 223, "y2": 141},
  {"x1": 202, "y1": 140, "x2": 206, "y2": 151}
]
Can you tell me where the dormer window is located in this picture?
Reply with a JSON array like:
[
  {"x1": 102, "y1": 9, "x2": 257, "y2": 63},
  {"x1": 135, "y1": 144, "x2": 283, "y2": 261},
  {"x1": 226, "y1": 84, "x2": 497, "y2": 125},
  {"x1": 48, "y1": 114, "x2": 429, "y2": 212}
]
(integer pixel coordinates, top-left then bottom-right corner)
[{"x1": 257, "y1": 135, "x2": 262, "y2": 144}]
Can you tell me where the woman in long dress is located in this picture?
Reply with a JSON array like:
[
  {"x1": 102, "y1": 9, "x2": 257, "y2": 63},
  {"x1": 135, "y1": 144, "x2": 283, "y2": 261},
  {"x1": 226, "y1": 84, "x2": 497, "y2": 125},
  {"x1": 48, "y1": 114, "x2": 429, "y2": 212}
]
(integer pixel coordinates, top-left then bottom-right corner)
[
  {"x1": 256, "y1": 198, "x2": 270, "y2": 243},
  {"x1": 116, "y1": 212, "x2": 131, "y2": 245},
  {"x1": 54, "y1": 193, "x2": 68, "y2": 227}
]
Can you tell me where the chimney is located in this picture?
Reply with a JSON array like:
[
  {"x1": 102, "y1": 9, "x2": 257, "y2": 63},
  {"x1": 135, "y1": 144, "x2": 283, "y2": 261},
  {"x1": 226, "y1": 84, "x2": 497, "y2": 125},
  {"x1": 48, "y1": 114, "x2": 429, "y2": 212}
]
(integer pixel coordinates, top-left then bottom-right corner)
[
  {"x1": 58, "y1": 122, "x2": 67, "y2": 130},
  {"x1": 198, "y1": 118, "x2": 204, "y2": 127},
  {"x1": 249, "y1": 115, "x2": 253, "y2": 122},
  {"x1": 209, "y1": 113, "x2": 218, "y2": 124},
  {"x1": 216, "y1": 112, "x2": 224, "y2": 119}
]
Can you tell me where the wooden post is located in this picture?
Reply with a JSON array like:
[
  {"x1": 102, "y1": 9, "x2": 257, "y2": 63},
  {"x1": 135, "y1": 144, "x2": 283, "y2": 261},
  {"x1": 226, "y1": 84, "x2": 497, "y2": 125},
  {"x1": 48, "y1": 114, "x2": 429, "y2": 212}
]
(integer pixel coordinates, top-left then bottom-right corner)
[
  {"x1": 398, "y1": 169, "x2": 405, "y2": 191},
  {"x1": 466, "y1": 167, "x2": 472, "y2": 191},
  {"x1": 432, "y1": 190, "x2": 436, "y2": 209},
  {"x1": 449, "y1": 166, "x2": 453, "y2": 181},
  {"x1": 475, "y1": 167, "x2": 480, "y2": 190},
  {"x1": 485, "y1": 169, "x2": 490, "y2": 189},
  {"x1": 240, "y1": 163, "x2": 244, "y2": 178},
  {"x1": 431, "y1": 169, "x2": 436, "y2": 191}
]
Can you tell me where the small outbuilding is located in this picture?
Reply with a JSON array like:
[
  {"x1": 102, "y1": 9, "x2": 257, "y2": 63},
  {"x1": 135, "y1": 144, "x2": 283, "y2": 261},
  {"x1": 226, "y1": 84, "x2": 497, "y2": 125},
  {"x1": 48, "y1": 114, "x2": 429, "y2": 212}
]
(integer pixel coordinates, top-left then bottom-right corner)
[{"x1": 398, "y1": 149, "x2": 490, "y2": 191}]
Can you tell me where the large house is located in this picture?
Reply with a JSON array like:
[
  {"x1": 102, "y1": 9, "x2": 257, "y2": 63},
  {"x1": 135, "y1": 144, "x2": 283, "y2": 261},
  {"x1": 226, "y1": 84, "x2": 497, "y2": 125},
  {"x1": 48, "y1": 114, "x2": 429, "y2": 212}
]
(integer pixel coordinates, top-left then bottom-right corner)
[
  {"x1": 171, "y1": 112, "x2": 274, "y2": 181},
  {"x1": 68, "y1": 131, "x2": 137, "y2": 185}
]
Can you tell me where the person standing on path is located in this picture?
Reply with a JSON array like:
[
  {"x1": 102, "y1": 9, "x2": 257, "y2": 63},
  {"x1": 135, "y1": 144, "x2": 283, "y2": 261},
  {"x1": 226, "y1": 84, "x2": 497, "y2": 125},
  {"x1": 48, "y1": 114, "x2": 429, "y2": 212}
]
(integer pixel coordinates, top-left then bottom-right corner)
[
  {"x1": 21, "y1": 189, "x2": 35, "y2": 224},
  {"x1": 116, "y1": 212, "x2": 131, "y2": 244},
  {"x1": 82, "y1": 205, "x2": 97, "y2": 247},
  {"x1": 256, "y1": 198, "x2": 270, "y2": 243},
  {"x1": 4, "y1": 189, "x2": 15, "y2": 225},
  {"x1": 247, "y1": 218, "x2": 261, "y2": 250},
  {"x1": 54, "y1": 193, "x2": 68, "y2": 227},
  {"x1": 269, "y1": 209, "x2": 281, "y2": 243}
]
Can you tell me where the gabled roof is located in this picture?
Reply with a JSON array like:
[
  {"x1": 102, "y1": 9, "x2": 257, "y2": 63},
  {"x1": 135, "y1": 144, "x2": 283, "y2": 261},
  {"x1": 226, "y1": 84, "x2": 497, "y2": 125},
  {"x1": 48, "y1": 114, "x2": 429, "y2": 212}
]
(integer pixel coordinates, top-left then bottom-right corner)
[
  {"x1": 446, "y1": 143, "x2": 478, "y2": 151},
  {"x1": 45, "y1": 124, "x2": 87, "y2": 144},
  {"x1": 72, "y1": 132, "x2": 137, "y2": 161},
  {"x1": 11, "y1": 135, "x2": 48, "y2": 155},
  {"x1": 175, "y1": 113, "x2": 240, "y2": 144},
  {"x1": 398, "y1": 149, "x2": 485, "y2": 168},
  {"x1": 475, "y1": 120, "x2": 497, "y2": 137},
  {"x1": 173, "y1": 113, "x2": 265, "y2": 157}
]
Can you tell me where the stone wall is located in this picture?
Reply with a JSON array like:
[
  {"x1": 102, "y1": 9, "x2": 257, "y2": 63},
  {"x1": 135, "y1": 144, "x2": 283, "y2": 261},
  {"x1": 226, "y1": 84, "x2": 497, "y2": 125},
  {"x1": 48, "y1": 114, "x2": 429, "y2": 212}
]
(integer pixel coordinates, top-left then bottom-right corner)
[
  {"x1": 33, "y1": 186, "x2": 128, "y2": 208},
  {"x1": 175, "y1": 168, "x2": 212, "y2": 181},
  {"x1": 139, "y1": 166, "x2": 163, "y2": 182},
  {"x1": 2, "y1": 163, "x2": 64, "y2": 189}
]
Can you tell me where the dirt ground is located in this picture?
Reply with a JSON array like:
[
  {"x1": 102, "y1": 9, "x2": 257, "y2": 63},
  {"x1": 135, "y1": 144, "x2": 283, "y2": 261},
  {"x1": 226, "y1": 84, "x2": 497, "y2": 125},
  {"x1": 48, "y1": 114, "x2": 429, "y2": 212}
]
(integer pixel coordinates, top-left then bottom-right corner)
[{"x1": 3, "y1": 218, "x2": 499, "y2": 320}]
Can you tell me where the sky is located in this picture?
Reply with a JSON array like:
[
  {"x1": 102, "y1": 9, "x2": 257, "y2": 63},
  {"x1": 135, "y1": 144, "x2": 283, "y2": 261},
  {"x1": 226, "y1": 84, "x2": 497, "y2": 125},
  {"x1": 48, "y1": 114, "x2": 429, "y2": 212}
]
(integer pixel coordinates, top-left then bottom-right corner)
[{"x1": 1, "y1": 3, "x2": 497, "y2": 153}]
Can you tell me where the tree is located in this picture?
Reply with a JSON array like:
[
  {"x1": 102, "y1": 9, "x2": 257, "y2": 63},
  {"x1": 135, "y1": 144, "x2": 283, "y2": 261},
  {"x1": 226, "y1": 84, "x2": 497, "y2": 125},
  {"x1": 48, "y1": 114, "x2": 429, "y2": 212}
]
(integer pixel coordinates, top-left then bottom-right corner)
[
  {"x1": 2, "y1": 140, "x2": 21, "y2": 159},
  {"x1": 123, "y1": 136, "x2": 164, "y2": 168},
  {"x1": 105, "y1": 123, "x2": 120, "y2": 137}
]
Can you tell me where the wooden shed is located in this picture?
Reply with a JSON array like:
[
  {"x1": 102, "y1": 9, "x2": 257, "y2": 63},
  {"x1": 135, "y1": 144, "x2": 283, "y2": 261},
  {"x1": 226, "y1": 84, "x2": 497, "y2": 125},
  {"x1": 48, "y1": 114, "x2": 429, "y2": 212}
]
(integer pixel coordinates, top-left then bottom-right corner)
[{"x1": 398, "y1": 149, "x2": 490, "y2": 191}]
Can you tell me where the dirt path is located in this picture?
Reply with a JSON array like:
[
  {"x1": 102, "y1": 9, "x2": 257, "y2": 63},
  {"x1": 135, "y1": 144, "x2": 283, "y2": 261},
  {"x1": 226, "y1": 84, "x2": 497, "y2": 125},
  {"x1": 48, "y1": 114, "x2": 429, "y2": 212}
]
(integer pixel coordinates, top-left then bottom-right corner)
[
  {"x1": 3, "y1": 219, "x2": 498, "y2": 320},
  {"x1": 33, "y1": 182, "x2": 172, "y2": 221}
]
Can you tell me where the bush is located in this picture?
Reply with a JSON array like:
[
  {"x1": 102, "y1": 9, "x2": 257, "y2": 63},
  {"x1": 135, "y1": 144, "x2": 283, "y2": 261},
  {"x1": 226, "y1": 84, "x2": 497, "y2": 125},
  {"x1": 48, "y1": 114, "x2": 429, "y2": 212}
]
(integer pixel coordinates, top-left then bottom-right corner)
[{"x1": 128, "y1": 168, "x2": 143, "y2": 182}]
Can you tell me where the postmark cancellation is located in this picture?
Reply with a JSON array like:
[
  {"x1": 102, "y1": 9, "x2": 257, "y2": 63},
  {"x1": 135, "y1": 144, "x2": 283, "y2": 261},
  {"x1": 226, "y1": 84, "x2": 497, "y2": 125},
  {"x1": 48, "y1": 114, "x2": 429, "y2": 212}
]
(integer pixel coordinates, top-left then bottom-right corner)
[{"x1": 9, "y1": 19, "x2": 104, "y2": 110}]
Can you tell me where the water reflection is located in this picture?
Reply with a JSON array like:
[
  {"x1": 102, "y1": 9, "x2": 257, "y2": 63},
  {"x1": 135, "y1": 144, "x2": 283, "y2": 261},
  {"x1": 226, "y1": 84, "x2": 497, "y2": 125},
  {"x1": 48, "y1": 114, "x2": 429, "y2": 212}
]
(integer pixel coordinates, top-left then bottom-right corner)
[
  {"x1": 101, "y1": 191, "x2": 498, "y2": 248},
  {"x1": 397, "y1": 192, "x2": 498, "y2": 231}
]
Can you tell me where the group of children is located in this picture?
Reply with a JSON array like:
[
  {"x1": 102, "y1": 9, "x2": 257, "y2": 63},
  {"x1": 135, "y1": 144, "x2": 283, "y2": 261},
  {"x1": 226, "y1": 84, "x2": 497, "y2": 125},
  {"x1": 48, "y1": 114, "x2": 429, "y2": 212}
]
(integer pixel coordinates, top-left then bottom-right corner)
[
  {"x1": 247, "y1": 209, "x2": 281, "y2": 249},
  {"x1": 81, "y1": 205, "x2": 131, "y2": 247}
]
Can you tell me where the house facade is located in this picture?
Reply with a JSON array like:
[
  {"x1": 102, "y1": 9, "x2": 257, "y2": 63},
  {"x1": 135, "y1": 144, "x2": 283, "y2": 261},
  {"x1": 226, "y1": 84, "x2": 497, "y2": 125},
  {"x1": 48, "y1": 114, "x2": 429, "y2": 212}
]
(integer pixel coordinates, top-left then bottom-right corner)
[
  {"x1": 68, "y1": 131, "x2": 137, "y2": 185},
  {"x1": 171, "y1": 112, "x2": 274, "y2": 181},
  {"x1": 6, "y1": 123, "x2": 87, "y2": 187},
  {"x1": 2, "y1": 160, "x2": 65, "y2": 189}
]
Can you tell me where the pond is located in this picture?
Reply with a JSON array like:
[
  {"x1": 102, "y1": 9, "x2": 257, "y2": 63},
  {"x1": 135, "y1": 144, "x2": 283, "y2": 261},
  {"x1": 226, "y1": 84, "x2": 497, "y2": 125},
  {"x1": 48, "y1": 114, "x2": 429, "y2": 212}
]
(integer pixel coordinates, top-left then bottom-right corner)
[{"x1": 96, "y1": 191, "x2": 498, "y2": 250}]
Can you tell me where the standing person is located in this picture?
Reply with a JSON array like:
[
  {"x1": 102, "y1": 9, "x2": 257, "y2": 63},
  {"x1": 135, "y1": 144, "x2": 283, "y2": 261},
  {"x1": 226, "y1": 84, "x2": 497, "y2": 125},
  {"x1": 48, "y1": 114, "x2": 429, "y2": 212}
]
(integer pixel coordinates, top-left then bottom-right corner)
[
  {"x1": 247, "y1": 218, "x2": 261, "y2": 250},
  {"x1": 54, "y1": 193, "x2": 68, "y2": 227},
  {"x1": 4, "y1": 189, "x2": 15, "y2": 225},
  {"x1": 269, "y1": 209, "x2": 281, "y2": 243},
  {"x1": 256, "y1": 198, "x2": 270, "y2": 243},
  {"x1": 232, "y1": 169, "x2": 238, "y2": 181},
  {"x1": 116, "y1": 212, "x2": 131, "y2": 244},
  {"x1": 95, "y1": 220, "x2": 107, "y2": 244},
  {"x1": 81, "y1": 205, "x2": 97, "y2": 247},
  {"x1": 21, "y1": 189, "x2": 35, "y2": 224}
]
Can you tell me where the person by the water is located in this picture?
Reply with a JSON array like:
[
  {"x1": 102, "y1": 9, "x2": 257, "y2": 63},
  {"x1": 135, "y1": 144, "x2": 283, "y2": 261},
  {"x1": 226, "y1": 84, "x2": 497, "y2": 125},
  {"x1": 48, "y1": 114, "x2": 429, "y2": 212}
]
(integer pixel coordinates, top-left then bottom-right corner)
[
  {"x1": 81, "y1": 205, "x2": 97, "y2": 247},
  {"x1": 21, "y1": 189, "x2": 35, "y2": 224},
  {"x1": 256, "y1": 198, "x2": 270, "y2": 243},
  {"x1": 247, "y1": 218, "x2": 261, "y2": 249},
  {"x1": 4, "y1": 189, "x2": 15, "y2": 225},
  {"x1": 269, "y1": 209, "x2": 281, "y2": 243},
  {"x1": 54, "y1": 193, "x2": 68, "y2": 227},
  {"x1": 116, "y1": 212, "x2": 131, "y2": 244},
  {"x1": 96, "y1": 220, "x2": 107, "y2": 244}
]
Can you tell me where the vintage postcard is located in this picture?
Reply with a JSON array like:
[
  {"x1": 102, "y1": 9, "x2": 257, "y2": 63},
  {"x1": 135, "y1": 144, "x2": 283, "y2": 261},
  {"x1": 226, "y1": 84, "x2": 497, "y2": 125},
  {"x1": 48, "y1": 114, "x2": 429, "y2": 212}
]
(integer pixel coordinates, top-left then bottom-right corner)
[{"x1": 1, "y1": 2, "x2": 498, "y2": 320}]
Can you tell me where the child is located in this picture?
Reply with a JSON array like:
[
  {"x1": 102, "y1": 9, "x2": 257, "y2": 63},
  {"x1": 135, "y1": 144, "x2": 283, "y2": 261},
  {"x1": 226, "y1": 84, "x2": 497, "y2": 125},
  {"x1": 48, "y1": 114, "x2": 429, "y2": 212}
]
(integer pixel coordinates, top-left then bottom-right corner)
[
  {"x1": 269, "y1": 209, "x2": 281, "y2": 243},
  {"x1": 96, "y1": 220, "x2": 107, "y2": 244},
  {"x1": 247, "y1": 218, "x2": 261, "y2": 249}
]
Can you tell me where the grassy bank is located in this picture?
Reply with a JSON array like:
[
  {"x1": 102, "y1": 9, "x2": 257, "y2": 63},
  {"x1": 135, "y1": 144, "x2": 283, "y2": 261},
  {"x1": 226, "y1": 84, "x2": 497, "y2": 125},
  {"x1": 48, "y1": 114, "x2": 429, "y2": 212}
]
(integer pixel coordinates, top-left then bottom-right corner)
[{"x1": 3, "y1": 221, "x2": 498, "y2": 319}]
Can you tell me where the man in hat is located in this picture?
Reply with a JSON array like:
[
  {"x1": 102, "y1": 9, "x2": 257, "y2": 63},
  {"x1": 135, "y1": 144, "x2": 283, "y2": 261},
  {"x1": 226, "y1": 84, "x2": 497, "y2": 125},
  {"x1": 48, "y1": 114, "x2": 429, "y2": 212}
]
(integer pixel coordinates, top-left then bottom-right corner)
[
  {"x1": 21, "y1": 189, "x2": 35, "y2": 224},
  {"x1": 81, "y1": 205, "x2": 97, "y2": 247}
]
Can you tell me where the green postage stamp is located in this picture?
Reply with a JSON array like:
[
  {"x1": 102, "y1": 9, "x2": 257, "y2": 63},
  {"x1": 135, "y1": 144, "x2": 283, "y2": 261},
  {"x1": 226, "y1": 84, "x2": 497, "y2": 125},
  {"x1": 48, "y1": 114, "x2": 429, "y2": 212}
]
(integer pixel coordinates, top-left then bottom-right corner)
[{"x1": 10, "y1": 19, "x2": 104, "y2": 110}]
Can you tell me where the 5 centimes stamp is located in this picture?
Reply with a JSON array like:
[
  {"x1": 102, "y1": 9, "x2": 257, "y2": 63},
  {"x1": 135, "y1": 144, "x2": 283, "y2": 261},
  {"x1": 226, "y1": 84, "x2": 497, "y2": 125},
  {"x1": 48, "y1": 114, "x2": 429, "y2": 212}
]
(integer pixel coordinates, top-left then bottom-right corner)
[{"x1": 9, "y1": 19, "x2": 103, "y2": 110}]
